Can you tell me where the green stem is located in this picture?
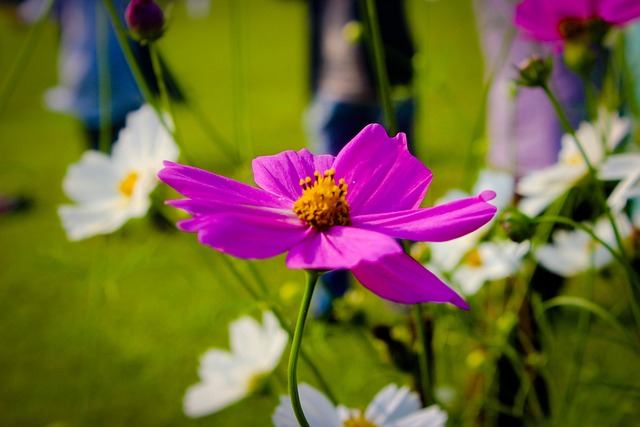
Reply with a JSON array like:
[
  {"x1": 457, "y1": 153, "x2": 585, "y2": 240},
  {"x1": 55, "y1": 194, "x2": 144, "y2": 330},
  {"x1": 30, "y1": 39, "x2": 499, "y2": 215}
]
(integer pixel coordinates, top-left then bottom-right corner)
[
  {"x1": 541, "y1": 83, "x2": 595, "y2": 172},
  {"x1": 148, "y1": 42, "x2": 193, "y2": 164},
  {"x1": 534, "y1": 215, "x2": 640, "y2": 333},
  {"x1": 288, "y1": 270, "x2": 320, "y2": 427},
  {"x1": 0, "y1": 0, "x2": 57, "y2": 115},
  {"x1": 359, "y1": 0, "x2": 397, "y2": 134},
  {"x1": 561, "y1": 258, "x2": 595, "y2": 421},
  {"x1": 540, "y1": 83, "x2": 638, "y2": 291},
  {"x1": 413, "y1": 304, "x2": 434, "y2": 405},
  {"x1": 96, "y1": 3, "x2": 112, "y2": 153},
  {"x1": 580, "y1": 75, "x2": 598, "y2": 123},
  {"x1": 227, "y1": 259, "x2": 338, "y2": 404},
  {"x1": 103, "y1": 0, "x2": 155, "y2": 106},
  {"x1": 102, "y1": 0, "x2": 176, "y2": 153}
]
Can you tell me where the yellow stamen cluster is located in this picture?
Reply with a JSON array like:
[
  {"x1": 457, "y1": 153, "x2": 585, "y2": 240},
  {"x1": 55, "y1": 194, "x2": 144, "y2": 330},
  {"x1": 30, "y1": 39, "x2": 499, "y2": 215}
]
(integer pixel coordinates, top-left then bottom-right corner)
[
  {"x1": 119, "y1": 172, "x2": 139, "y2": 197},
  {"x1": 292, "y1": 169, "x2": 351, "y2": 230},
  {"x1": 464, "y1": 248, "x2": 483, "y2": 267},
  {"x1": 343, "y1": 414, "x2": 378, "y2": 427}
]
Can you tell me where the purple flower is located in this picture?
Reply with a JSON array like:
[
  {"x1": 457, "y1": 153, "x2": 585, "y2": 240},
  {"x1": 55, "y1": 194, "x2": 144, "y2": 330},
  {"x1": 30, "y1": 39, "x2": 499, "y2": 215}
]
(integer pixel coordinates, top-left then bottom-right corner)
[
  {"x1": 158, "y1": 124, "x2": 497, "y2": 309},
  {"x1": 515, "y1": 0, "x2": 640, "y2": 45},
  {"x1": 125, "y1": 0, "x2": 165, "y2": 42}
]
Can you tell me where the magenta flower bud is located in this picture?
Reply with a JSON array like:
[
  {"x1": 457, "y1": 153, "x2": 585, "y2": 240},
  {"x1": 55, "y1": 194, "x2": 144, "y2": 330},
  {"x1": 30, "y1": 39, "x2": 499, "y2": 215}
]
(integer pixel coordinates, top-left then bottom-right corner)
[{"x1": 125, "y1": 0, "x2": 165, "y2": 42}]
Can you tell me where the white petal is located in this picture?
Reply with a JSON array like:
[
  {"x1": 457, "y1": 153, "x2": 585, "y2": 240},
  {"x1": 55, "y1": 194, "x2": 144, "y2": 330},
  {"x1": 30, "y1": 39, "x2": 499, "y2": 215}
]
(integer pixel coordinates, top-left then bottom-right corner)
[
  {"x1": 473, "y1": 169, "x2": 514, "y2": 210},
  {"x1": 198, "y1": 349, "x2": 242, "y2": 381},
  {"x1": 517, "y1": 165, "x2": 581, "y2": 216},
  {"x1": 395, "y1": 405, "x2": 448, "y2": 427},
  {"x1": 58, "y1": 200, "x2": 131, "y2": 241},
  {"x1": 229, "y1": 315, "x2": 265, "y2": 361},
  {"x1": 62, "y1": 151, "x2": 120, "y2": 203},
  {"x1": 365, "y1": 384, "x2": 420, "y2": 424},
  {"x1": 272, "y1": 384, "x2": 341, "y2": 427},
  {"x1": 260, "y1": 311, "x2": 289, "y2": 371},
  {"x1": 183, "y1": 377, "x2": 248, "y2": 418},
  {"x1": 599, "y1": 153, "x2": 640, "y2": 180}
]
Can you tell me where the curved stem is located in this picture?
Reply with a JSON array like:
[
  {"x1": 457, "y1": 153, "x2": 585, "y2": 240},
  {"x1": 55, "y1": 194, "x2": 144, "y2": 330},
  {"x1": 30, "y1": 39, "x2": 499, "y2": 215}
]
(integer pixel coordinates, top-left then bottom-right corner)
[
  {"x1": 541, "y1": 83, "x2": 595, "y2": 172},
  {"x1": 102, "y1": 0, "x2": 177, "y2": 153},
  {"x1": 359, "y1": 0, "x2": 396, "y2": 135},
  {"x1": 288, "y1": 270, "x2": 320, "y2": 427},
  {"x1": 148, "y1": 42, "x2": 193, "y2": 164},
  {"x1": 540, "y1": 83, "x2": 637, "y2": 289},
  {"x1": 96, "y1": 4, "x2": 112, "y2": 153},
  {"x1": 534, "y1": 215, "x2": 640, "y2": 333}
]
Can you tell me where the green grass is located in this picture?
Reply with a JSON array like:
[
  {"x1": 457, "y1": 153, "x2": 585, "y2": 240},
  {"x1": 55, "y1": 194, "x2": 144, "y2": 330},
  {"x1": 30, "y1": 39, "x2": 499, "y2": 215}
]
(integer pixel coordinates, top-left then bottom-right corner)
[{"x1": 1, "y1": 1, "x2": 639, "y2": 426}]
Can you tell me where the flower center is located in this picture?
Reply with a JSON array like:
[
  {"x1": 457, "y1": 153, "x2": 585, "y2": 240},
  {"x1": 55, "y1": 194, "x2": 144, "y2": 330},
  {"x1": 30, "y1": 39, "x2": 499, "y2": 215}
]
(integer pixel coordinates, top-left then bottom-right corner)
[
  {"x1": 119, "y1": 172, "x2": 139, "y2": 197},
  {"x1": 292, "y1": 169, "x2": 351, "y2": 230},
  {"x1": 343, "y1": 414, "x2": 378, "y2": 427},
  {"x1": 246, "y1": 372, "x2": 270, "y2": 394},
  {"x1": 558, "y1": 17, "x2": 609, "y2": 42},
  {"x1": 463, "y1": 248, "x2": 483, "y2": 267}
]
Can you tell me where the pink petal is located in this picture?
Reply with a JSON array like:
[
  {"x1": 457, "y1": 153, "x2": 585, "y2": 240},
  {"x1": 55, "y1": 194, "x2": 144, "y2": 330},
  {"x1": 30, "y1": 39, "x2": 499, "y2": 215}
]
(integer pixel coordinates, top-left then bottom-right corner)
[
  {"x1": 285, "y1": 226, "x2": 403, "y2": 270},
  {"x1": 515, "y1": 0, "x2": 596, "y2": 42},
  {"x1": 252, "y1": 149, "x2": 335, "y2": 201},
  {"x1": 353, "y1": 191, "x2": 497, "y2": 242},
  {"x1": 332, "y1": 124, "x2": 433, "y2": 216},
  {"x1": 351, "y1": 252, "x2": 469, "y2": 308},
  {"x1": 600, "y1": 0, "x2": 640, "y2": 25},
  {"x1": 159, "y1": 161, "x2": 289, "y2": 209},
  {"x1": 194, "y1": 211, "x2": 310, "y2": 259}
]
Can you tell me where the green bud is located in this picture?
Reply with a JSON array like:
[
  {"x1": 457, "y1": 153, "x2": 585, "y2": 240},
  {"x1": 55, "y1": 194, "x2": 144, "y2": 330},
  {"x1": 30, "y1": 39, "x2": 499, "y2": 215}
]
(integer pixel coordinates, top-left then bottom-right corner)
[
  {"x1": 500, "y1": 208, "x2": 536, "y2": 243},
  {"x1": 515, "y1": 55, "x2": 553, "y2": 88}
]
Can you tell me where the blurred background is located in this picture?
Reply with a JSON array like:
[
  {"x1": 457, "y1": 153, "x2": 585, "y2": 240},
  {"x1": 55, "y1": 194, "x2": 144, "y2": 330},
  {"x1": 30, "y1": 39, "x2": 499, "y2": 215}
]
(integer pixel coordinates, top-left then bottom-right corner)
[{"x1": 1, "y1": 0, "x2": 637, "y2": 426}]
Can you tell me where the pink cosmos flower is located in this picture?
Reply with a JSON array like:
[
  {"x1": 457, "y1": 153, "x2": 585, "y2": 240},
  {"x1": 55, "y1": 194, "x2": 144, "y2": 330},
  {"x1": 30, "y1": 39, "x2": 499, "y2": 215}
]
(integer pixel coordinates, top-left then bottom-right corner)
[
  {"x1": 158, "y1": 124, "x2": 497, "y2": 309},
  {"x1": 515, "y1": 0, "x2": 640, "y2": 44}
]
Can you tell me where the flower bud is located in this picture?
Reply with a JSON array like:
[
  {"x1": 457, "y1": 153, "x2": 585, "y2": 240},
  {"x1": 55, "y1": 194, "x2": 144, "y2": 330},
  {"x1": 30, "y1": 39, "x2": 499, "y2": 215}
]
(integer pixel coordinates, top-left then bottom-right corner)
[
  {"x1": 125, "y1": 0, "x2": 165, "y2": 42},
  {"x1": 515, "y1": 55, "x2": 552, "y2": 87},
  {"x1": 500, "y1": 208, "x2": 536, "y2": 243}
]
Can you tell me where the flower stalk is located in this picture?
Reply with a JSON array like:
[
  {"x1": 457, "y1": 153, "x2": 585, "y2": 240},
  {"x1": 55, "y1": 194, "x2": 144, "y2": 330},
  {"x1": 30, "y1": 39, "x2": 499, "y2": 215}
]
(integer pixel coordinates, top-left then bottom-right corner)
[
  {"x1": 102, "y1": 0, "x2": 177, "y2": 151},
  {"x1": 288, "y1": 270, "x2": 320, "y2": 427},
  {"x1": 540, "y1": 82, "x2": 638, "y2": 293},
  {"x1": 413, "y1": 304, "x2": 435, "y2": 405},
  {"x1": 359, "y1": 0, "x2": 397, "y2": 135}
]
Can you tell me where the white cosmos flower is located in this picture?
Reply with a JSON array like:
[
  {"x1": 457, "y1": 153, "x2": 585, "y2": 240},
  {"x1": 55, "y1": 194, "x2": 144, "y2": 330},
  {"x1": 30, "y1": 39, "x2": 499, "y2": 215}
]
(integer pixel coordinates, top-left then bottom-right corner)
[
  {"x1": 452, "y1": 240, "x2": 529, "y2": 295},
  {"x1": 517, "y1": 111, "x2": 630, "y2": 217},
  {"x1": 427, "y1": 169, "x2": 514, "y2": 276},
  {"x1": 535, "y1": 214, "x2": 632, "y2": 277},
  {"x1": 58, "y1": 105, "x2": 178, "y2": 240},
  {"x1": 184, "y1": 311, "x2": 288, "y2": 418},
  {"x1": 272, "y1": 383, "x2": 447, "y2": 427},
  {"x1": 599, "y1": 152, "x2": 640, "y2": 213}
]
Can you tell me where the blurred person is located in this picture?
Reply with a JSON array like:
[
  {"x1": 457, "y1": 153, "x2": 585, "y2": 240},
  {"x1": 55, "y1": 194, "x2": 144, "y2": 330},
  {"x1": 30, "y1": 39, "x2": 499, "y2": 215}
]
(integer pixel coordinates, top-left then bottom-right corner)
[
  {"x1": 305, "y1": 0, "x2": 416, "y2": 317},
  {"x1": 474, "y1": 0, "x2": 588, "y2": 181},
  {"x1": 16, "y1": 0, "x2": 178, "y2": 150}
]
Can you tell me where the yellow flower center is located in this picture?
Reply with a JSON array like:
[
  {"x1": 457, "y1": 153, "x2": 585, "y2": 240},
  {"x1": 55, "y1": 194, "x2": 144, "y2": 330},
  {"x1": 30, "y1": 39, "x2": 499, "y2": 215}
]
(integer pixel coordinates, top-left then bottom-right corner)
[
  {"x1": 119, "y1": 172, "x2": 139, "y2": 197},
  {"x1": 463, "y1": 248, "x2": 483, "y2": 267},
  {"x1": 246, "y1": 372, "x2": 270, "y2": 394},
  {"x1": 562, "y1": 152, "x2": 584, "y2": 167},
  {"x1": 292, "y1": 169, "x2": 351, "y2": 230},
  {"x1": 343, "y1": 414, "x2": 377, "y2": 427}
]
